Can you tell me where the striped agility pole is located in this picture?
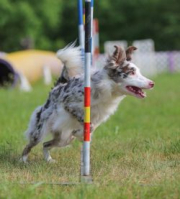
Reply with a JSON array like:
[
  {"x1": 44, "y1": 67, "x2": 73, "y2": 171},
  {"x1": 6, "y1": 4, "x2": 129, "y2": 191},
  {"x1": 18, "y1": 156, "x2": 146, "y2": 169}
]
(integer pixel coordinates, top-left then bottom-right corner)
[
  {"x1": 78, "y1": 0, "x2": 85, "y2": 178},
  {"x1": 83, "y1": 0, "x2": 92, "y2": 177},
  {"x1": 78, "y1": 0, "x2": 84, "y2": 55}
]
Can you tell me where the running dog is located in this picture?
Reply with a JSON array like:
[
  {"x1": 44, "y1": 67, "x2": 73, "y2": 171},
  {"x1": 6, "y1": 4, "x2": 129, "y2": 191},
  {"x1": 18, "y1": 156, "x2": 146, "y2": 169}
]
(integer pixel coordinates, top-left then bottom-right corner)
[{"x1": 21, "y1": 44, "x2": 154, "y2": 163}]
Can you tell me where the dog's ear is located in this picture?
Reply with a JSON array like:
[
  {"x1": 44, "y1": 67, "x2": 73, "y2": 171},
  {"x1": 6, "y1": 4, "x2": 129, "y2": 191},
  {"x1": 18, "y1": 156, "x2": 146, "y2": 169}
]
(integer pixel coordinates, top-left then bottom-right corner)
[
  {"x1": 105, "y1": 46, "x2": 126, "y2": 69},
  {"x1": 112, "y1": 45, "x2": 126, "y2": 65},
  {"x1": 126, "y1": 46, "x2": 137, "y2": 61}
]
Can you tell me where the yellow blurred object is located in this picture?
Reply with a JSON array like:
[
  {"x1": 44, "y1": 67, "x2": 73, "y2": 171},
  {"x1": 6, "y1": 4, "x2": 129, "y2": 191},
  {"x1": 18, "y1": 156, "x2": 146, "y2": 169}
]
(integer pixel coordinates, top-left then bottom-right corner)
[{"x1": 5, "y1": 50, "x2": 62, "y2": 83}]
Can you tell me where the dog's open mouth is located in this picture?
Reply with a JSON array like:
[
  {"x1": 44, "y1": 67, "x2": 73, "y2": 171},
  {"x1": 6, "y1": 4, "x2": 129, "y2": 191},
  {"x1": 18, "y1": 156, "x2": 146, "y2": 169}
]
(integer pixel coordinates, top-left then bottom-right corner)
[{"x1": 126, "y1": 86, "x2": 146, "y2": 98}]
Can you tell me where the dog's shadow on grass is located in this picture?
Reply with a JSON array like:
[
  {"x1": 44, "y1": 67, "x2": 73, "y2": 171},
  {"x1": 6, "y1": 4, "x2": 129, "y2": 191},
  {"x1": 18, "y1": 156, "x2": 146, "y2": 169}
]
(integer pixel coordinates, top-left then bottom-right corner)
[
  {"x1": 0, "y1": 142, "x2": 45, "y2": 169},
  {"x1": 0, "y1": 143, "x2": 21, "y2": 165},
  {"x1": 0, "y1": 142, "x2": 76, "y2": 170}
]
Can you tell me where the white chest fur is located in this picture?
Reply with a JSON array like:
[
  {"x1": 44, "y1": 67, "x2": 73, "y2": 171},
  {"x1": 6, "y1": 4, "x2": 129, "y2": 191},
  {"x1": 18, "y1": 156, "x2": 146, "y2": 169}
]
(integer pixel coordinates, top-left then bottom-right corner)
[
  {"x1": 91, "y1": 96, "x2": 125, "y2": 127},
  {"x1": 90, "y1": 77, "x2": 126, "y2": 128}
]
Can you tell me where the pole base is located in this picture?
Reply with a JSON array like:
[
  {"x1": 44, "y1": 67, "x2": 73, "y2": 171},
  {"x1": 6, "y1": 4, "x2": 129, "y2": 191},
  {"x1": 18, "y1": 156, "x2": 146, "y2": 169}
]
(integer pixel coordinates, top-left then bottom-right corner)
[{"x1": 80, "y1": 175, "x2": 93, "y2": 184}]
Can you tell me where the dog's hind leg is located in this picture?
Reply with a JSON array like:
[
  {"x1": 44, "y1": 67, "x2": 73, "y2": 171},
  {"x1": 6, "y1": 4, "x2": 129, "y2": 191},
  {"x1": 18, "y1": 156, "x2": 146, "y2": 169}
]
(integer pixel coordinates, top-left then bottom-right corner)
[
  {"x1": 43, "y1": 137, "x2": 60, "y2": 163},
  {"x1": 21, "y1": 137, "x2": 40, "y2": 163},
  {"x1": 43, "y1": 131, "x2": 74, "y2": 163}
]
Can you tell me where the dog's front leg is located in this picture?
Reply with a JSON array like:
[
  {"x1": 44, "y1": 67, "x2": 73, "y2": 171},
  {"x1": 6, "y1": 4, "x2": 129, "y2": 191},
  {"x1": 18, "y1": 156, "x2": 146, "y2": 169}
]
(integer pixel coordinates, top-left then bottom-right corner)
[
  {"x1": 64, "y1": 104, "x2": 95, "y2": 140},
  {"x1": 65, "y1": 106, "x2": 94, "y2": 131},
  {"x1": 64, "y1": 105, "x2": 84, "y2": 125},
  {"x1": 73, "y1": 123, "x2": 94, "y2": 141}
]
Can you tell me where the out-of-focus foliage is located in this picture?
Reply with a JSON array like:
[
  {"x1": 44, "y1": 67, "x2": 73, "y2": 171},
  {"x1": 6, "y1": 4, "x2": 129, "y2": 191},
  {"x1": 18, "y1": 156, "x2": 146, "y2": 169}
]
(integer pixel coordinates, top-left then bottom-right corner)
[
  {"x1": 0, "y1": 0, "x2": 180, "y2": 52},
  {"x1": 95, "y1": 0, "x2": 180, "y2": 51},
  {"x1": 0, "y1": 0, "x2": 64, "y2": 51}
]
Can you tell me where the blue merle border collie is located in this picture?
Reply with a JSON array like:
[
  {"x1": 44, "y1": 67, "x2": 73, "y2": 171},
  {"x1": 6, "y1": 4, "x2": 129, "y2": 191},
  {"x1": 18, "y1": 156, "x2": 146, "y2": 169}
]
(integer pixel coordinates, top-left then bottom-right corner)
[{"x1": 21, "y1": 44, "x2": 154, "y2": 163}]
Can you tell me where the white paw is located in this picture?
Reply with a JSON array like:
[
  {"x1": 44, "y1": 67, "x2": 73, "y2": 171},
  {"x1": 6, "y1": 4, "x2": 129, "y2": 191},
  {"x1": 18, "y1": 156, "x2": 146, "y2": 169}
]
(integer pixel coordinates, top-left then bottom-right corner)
[
  {"x1": 47, "y1": 158, "x2": 56, "y2": 163},
  {"x1": 19, "y1": 156, "x2": 28, "y2": 164}
]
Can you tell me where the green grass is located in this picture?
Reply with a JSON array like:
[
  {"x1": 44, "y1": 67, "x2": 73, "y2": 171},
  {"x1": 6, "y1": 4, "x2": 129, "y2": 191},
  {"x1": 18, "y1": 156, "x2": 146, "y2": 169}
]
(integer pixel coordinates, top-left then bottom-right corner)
[{"x1": 0, "y1": 73, "x2": 180, "y2": 199}]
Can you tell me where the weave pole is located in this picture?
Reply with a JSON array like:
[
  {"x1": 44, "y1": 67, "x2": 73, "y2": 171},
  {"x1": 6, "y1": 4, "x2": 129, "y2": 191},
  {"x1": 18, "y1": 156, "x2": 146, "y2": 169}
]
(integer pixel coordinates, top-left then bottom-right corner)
[
  {"x1": 78, "y1": 0, "x2": 84, "y2": 54},
  {"x1": 78, "y1": 0, "x2": 85, "y2": 178},
  {"x1": 81, "y1": 0, "x2": 93, "y2": 182}
]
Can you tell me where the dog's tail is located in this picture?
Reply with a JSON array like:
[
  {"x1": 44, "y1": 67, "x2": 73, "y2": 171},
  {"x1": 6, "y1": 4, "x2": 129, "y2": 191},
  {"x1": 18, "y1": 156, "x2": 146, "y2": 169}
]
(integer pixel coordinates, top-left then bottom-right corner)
[{"x1": 57, "y1": 42, "x2": 83, "y2": 78}]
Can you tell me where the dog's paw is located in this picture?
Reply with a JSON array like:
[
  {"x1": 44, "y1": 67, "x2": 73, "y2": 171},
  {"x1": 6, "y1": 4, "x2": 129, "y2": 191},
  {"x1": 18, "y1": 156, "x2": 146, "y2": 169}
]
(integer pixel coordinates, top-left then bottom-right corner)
[
  {"x1": 19, "y1": 156, "x2": 28, "y2": 164},
  {"x1": 47, "y1": 158, "x2": 57, "y2": 163}
]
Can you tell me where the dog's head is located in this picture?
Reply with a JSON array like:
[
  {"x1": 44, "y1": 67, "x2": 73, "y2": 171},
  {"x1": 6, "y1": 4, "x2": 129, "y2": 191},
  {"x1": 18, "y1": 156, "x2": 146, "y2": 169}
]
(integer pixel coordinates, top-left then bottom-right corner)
[{"x1": 104, "y1": 46, "x2": 154, "y2": 98}]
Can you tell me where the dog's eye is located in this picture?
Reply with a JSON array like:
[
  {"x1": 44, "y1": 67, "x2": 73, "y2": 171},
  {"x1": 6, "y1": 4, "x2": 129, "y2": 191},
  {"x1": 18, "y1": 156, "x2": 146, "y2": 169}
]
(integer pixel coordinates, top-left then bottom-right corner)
[{"x1": 118, "y1": 72, "x2": 123, "y2": 76}]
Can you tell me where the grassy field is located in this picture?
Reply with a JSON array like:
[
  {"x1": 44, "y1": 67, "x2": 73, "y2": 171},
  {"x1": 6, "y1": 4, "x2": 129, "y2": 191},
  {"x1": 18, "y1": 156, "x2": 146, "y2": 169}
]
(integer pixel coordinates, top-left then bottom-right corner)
[{"x1": 0, "y1": 73, "x2": 180, "y2": 198}]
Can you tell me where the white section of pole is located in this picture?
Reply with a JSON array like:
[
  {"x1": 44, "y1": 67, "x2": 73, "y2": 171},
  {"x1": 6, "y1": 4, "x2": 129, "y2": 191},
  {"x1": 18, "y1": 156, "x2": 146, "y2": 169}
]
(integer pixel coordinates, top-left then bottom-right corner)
[{"x1": 83, "y1": 141, "x2": 90, "y2": 175}]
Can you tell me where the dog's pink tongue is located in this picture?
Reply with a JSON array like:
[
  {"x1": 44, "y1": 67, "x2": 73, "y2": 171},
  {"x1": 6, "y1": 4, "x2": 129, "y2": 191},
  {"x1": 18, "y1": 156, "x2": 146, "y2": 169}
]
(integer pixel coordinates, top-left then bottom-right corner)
[
  {"x1": 135, "y1": 88, "x2": 146, "y2": 98},
  {"x1": 139, "y1": 91, "x2": 146, "y2": 98}
]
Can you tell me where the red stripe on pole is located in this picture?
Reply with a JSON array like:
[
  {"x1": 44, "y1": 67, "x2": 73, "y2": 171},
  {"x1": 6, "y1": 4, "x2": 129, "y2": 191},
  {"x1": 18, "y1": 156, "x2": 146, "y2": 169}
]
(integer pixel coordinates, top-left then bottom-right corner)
[
  {"x1": 84, "y1": 122, "x2": 91, "y2": 141},
  {"x1": 84, "y1": 87, "x2": 91, "y2": 107}
]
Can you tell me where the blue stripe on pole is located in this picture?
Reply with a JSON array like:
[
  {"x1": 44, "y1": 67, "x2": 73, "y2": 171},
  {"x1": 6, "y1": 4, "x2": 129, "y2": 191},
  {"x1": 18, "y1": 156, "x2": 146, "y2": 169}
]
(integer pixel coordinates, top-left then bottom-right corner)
[
  {"x1": 78, "y1": 0, "x2": 84, "y2": 57},
  {"x1": 91, "y1": 0, "x2": 94, "y2": 7},
  {"x1": 78, "y1": 0, "x2": 83, "y2": 25},
  {"x1": 85, "y1": 1, "x2": 91, "y2": 53}
]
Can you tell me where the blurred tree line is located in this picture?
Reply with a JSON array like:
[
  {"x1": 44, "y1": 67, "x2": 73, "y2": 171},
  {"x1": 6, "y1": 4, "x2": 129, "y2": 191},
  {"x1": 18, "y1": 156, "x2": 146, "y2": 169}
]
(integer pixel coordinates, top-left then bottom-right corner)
[{"x1": 0, "y1": 0, "x2": 180, "y2": 52}]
